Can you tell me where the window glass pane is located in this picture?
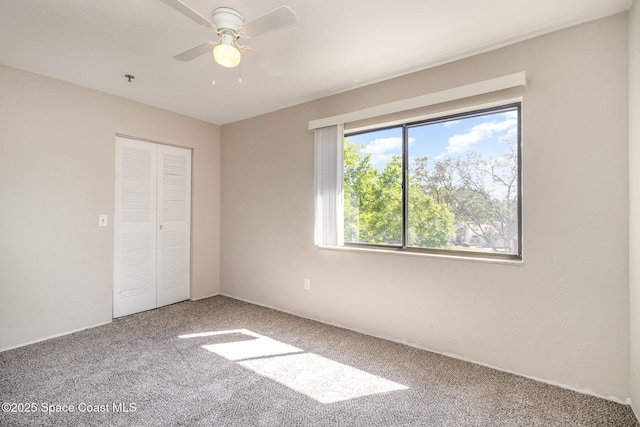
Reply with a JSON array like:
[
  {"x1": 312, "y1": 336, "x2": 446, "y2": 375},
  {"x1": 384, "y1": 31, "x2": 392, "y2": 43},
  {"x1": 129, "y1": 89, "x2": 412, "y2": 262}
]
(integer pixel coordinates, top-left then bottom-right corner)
[
  {"x1": 344, "y1": 127, "x2": 403, "y2": 245},
  {"x1": 407, "y1": 107, "x2": 519, "y2": 254}
]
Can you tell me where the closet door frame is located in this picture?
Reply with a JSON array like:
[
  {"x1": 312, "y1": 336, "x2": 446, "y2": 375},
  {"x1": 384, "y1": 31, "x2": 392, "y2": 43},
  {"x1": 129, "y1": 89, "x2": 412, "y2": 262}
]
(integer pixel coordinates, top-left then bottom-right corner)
[{"x1": 113, "y1": 136, "x2": 192, "y2": 318}]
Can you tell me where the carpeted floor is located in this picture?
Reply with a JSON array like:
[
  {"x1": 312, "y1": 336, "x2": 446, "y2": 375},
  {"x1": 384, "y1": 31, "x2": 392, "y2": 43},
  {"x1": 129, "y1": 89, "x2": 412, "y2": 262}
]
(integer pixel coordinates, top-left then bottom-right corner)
[{"x1": 1, "y1": 295, "x2": 638, "y2": 426}]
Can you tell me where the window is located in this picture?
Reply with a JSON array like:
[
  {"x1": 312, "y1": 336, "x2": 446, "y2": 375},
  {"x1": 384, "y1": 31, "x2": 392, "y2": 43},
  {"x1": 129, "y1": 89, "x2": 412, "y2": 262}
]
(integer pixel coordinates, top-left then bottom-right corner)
[{"x1": 343, "y1": 103, "x2": 521, "y2": 259}]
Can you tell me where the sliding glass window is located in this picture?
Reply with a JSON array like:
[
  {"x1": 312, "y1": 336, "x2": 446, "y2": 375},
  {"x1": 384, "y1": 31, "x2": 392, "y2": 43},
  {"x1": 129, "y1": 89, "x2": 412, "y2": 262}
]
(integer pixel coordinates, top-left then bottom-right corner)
[{"x1": 344, "y1": 103, "x2": 521, "y2": 259}]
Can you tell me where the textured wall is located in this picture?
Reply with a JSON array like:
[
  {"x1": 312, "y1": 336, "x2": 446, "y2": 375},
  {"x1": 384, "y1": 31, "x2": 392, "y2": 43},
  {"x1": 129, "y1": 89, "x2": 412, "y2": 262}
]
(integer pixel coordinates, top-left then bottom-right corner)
[
  {"x1": 221, "y1": 14, "x2": 630, "y2": 401},
  {"x1": 0, "y1": 64, "x2": 221, "y2": 351},
  {"x1": 629, "y1": 0, "x2": 640, "y2": 418}
]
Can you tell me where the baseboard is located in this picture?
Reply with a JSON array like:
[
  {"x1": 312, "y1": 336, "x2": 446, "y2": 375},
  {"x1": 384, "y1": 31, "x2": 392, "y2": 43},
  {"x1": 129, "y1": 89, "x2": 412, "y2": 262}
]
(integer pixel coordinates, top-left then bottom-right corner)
[
  {"x1": 0, "y1": 320, "x2": 112, "y2": 353},
  {"x1": 1, "y1": 294, "x2": 222, "y2": 353},
  {"x1": 191, "y1": 292, "x2": 220, "y2": 301},
  {"x1": 218, "y1": 292, "x2": 632, "y2": 406}
]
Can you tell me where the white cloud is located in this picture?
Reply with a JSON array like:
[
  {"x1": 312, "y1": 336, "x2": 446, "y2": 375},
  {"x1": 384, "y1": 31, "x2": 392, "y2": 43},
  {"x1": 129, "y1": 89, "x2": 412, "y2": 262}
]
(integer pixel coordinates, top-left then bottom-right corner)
[
  {"x1": 362, "y1": 137, "x2": 402, "y2": 155},
  {"x1": 502, "y1": 126, "x2": 518, "y2": 144},
  {"x1": 441, "y1": 118, "x2": 517, "y2": 157},
  {"x1": 360, "y1": 137, "x2": 413, "y2": 169},
  {"x1": 502, "y1": 111, "x2": 518, "y2": 120}
]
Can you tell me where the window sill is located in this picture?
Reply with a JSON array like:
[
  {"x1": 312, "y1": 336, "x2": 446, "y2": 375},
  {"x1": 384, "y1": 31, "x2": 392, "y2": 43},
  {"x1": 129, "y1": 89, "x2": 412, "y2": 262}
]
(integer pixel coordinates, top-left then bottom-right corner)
[{"x1": 317, "y1": 244, "x2": 524, "y2": 266}]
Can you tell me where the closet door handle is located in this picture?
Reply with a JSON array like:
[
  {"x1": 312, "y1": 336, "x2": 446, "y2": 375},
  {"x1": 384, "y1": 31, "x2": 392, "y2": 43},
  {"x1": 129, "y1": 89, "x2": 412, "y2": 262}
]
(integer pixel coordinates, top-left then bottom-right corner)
[{"x1": 159, "y1": 225, "x2": 164, "y2": 230}]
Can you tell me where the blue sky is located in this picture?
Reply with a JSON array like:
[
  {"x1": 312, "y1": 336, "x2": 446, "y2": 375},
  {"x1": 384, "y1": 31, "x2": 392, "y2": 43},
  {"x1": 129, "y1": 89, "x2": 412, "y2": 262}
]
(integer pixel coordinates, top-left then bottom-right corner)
[{"x1": 346, "y1": 109, "x2": 518, "y2": 171}]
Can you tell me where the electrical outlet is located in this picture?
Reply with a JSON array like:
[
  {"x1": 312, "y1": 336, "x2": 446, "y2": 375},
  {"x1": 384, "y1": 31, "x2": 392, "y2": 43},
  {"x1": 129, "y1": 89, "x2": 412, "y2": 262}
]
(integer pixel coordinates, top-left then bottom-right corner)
[{"x1": 304, "y1": 279, "x2": 311, "y2": 291}]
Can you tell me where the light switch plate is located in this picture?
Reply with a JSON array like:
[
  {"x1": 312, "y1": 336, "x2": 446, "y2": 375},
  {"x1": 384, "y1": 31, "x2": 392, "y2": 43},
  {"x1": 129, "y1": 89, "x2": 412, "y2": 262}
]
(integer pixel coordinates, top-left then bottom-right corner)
[{"x1": 98, "y1": 214, "x2": 108, "y2": 227}]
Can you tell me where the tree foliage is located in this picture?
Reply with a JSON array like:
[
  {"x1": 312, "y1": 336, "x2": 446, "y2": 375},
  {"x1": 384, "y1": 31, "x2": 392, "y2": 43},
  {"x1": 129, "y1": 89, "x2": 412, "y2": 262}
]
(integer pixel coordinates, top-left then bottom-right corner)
[
  {"x1": 411, "y1": 141, "x2": 519, "y2": 252},
  {"x1": 344, "y1": 139, "x2": 454, "y2": 247},
  {"x1": 344, "y1": 136, "x2": 518, "y2": 253}
]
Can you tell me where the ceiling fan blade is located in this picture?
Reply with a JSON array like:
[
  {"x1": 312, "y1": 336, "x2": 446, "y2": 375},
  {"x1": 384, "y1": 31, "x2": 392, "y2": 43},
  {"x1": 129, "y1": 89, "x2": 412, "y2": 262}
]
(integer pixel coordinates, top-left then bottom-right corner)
[
  {"x1": 173, "y1": 42, "x2": 218, "y2": 62},
  {"x1": 159, "y1": 0, "x2": 215, "y2": 30},
  {"x1": 240, "y1": 6, "x2": 296, "y2": 38},
  {"x1": 241, "y1": 47, "x2": 283, "y2": 76}
]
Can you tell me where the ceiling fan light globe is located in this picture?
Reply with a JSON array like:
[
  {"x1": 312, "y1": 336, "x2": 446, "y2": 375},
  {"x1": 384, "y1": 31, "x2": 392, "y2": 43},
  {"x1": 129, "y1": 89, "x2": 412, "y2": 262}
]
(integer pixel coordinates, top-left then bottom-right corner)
[{"x1": 213, "y1": 44, "x2": 241, "y2": 68}]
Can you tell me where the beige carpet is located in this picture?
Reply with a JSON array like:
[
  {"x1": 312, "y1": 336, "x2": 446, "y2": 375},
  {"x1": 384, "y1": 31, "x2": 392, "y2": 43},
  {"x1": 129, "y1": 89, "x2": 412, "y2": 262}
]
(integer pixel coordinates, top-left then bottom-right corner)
[{"x1": 1, "y1": 296, "x2": 638, "y2": 426}]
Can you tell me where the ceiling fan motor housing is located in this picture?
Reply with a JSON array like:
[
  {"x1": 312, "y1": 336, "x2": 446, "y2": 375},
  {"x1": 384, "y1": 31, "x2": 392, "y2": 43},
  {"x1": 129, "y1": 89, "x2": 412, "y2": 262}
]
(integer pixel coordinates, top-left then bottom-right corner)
[{"x1": 211, "y1": 7, "x2": 245, "y2": 31}]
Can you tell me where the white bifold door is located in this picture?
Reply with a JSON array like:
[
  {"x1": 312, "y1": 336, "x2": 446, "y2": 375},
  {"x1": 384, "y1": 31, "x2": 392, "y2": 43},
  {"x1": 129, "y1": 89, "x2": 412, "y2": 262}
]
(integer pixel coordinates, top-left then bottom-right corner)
[{"x1": 113, "y1": 136, "x2": 192, "y2": 318}]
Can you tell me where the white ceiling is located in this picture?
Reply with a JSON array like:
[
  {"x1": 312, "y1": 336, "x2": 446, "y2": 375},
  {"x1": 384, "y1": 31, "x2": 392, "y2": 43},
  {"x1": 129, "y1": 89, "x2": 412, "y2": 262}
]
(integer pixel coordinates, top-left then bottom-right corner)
[{"x1": 0, "y1": 0, "x2": 632, "y2": 125}]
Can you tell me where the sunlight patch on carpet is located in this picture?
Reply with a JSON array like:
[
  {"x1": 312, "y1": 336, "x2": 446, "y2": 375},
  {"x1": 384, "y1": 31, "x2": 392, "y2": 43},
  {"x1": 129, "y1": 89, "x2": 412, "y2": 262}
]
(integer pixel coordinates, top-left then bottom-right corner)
[
  {"x1": 203, "y1": 336, "x2": 302, "y2": 361},
  {"x1": 239, "y1": 352, "x2": 408, "y2": 403},
  {"x1": 179, "y1": 330, "x2": 250, "y2": 339},
  {"x1": 181, "y1": 329, "x2": 409, "y2": 403}
]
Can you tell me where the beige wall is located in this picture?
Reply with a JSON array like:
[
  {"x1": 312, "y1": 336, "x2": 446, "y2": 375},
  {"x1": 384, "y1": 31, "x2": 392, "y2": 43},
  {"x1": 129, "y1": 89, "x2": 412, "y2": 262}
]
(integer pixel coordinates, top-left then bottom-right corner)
[
  {"x1": 629, "y1": 0, "x2": 640, "y2": 418},
  {"x1": 0, "y1": 64, "x2": 221, "y2": 351},
  {"x1": 221, "y1": 14, "x2": 631, "y2": 401},
  {"x1": 0, "y1": 6, "x2": 634, "y2": 410}
]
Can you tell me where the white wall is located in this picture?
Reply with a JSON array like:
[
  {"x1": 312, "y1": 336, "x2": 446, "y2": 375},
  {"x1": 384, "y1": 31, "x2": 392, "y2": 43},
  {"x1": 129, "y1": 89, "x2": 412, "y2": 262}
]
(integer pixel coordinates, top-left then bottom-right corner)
[
  {"x1": 221, "y1": 14, "x2": 631, "y2": 401},
  {"x1": 0, "y1": 64, "x2": 221, "y2": 351},
  {"x1": 629, "y1": 0, "x2": 640, "y2": 418}
]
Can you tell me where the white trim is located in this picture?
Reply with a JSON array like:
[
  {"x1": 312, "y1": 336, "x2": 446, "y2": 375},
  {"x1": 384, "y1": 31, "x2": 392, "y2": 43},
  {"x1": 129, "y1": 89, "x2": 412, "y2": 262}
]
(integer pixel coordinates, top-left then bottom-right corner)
[
  {"x1": 191, "y1": 292, "x2": 220, "y2": 301},
  {"x1": 346, "y1": 97, "x2": 523, "y2": 134},
  {"x1": 308, "y1": 72, "x2": 526, "y2": 130},
  {"x1": 317, "y1": 244, "x2": 524, "y2": 266}
]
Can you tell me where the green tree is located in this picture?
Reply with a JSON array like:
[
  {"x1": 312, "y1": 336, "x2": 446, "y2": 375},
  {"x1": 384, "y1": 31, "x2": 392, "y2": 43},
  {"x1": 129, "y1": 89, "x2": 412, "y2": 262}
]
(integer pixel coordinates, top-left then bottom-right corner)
[
  {"x1": 344, "y1": 139, "x2": 453, "y2": 248},
  {"x1": 344, "y1": 139, "x2": 377, "y2": 242},
  {"x1": 410, "y1": 140, "x2": 518, "y2": 252},
  {"x1": 407, "y1": 183, "x2": 455, "y2": 248}
]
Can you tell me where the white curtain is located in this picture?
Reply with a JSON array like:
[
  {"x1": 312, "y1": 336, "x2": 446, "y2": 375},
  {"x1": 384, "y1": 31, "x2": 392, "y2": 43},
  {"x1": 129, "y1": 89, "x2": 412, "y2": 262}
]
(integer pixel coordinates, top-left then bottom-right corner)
[{"x1": 314, "y1": 124, "x2": 344, "y2": 246}]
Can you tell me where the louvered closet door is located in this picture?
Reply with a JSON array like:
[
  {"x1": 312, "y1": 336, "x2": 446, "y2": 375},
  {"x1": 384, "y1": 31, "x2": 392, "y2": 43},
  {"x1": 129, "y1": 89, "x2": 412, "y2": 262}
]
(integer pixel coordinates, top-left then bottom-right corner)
[
  {"x1": 156, "y1": 144, "x2": 191, "y2": 308},
  {"x1": 114, "y1": 137, "x2": 158, "y2": 318},
  {"x1": 113, "y1": 137, "x2": 191, "y2": 318}
]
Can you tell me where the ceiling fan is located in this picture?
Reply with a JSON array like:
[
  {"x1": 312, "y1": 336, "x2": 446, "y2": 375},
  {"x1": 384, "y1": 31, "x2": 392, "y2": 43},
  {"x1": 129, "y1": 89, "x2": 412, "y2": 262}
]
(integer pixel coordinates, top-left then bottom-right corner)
[{"x1": 159, "y1": 0, "x2": 297, "y2": 76}]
